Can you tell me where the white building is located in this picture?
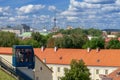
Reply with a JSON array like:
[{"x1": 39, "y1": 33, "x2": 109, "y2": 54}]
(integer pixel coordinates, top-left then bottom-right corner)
[
  {"x1": 107, "y1": 35, "x2": 116, "y2": 38},
  {"x1": 1, "y1": 47, "x2": 120, "y2": 80},
  {"x1": 34, "y1": 48, "x2": 120, "y2": 80},
  {"x1": 1, "y1": 28, "x2": 21, "y2": 36}
]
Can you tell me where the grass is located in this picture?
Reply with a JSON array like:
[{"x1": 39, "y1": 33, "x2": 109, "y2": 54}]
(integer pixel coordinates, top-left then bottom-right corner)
[{"x1": 0, "y1": 69, "x2": 16, "y2": 80}]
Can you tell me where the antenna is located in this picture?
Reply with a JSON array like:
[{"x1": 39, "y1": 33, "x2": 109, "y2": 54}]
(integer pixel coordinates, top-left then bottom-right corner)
[
  {"x1": 52, "y1": 10, "x2": 57, "y2": 32},
  {"x1": 54, "y1": 17, "x2": 56, "y2": 28}
]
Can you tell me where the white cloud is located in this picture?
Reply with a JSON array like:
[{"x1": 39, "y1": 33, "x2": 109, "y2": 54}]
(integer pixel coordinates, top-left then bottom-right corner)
[
  {"x1": 48, "y1": 5, "x2": 56, "y2": 11},
  {"x1": 32, "y1": 15, "x2": 50, "y2": 24},
  {"x1": 4, "y1": 6, "x2": 10, "y2": 11},
  {"x1": 101, "y1": 6, "x2": 120, "y2": 13},
  {"x1": 40, "y1": 15, "x2": 50, "y2": 19},
  {"x1": 0, "y1": 7, "x2": 3, "y2": 12},
  {"x1": 84, "y1": 0, "x2": 115, "y2": 4},
  {"x1": 67, "y1": 16, "x2": 78, "y2": 21},
  {"x1": 33, "y1": 15, "x2": 50, "y2": 20},
  {"x1": 70, "y1": 0, "x2": 102, "y2": 9},
  {"x1": 59, "y1": 0, "x2": 120, "y2": 29},
  {"x1": 116, "y1": 0, "x2": 120, "y2": 5},
  {"x1": 0, "y1": 16, "x2": 8, "y2": 20},
  {"x1": 0, "y1": 6, "x2": 10, "y2": 13},
  {"x1": 61, "y1": 10, "x2": 78, "y2": 16},
  {"x1": 16, "y1": 4, "x2": 45, "y2": 14},
  {"x1": 39, "y1": 15, "x2": 50, "y2": 23},
  {"x1": 16, "y1": 15, "x2": 29, "y2": 20},
  {"x1": 0, "y1": 6, "x2": 11, "y2": 17},
  {"x1": 9, "y1": 17, "x2": 16, "y2": 21},
  {"x1": 0, "y1": 0, "x2": 120, "y2": 29}
]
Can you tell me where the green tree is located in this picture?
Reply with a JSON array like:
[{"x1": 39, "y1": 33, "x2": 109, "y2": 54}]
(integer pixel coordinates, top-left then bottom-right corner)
[
  {"x1": 31, "y1": 32, "x2": 48, "y2": 46},
  {"x1": 62, "y1": 35, "x2": 73, "y2": 48},
  {"x1": 54, "y1": 34, "x2": 87, "y2": 48},
  {"x1": 87, "y1": 28, "x2": 102, "y2": 36},
  {"x1": 106, "y1": 39, "x2": 120, "y2": 49},
  {"x1": 32, "y1": 32, "x2": 42, "y2": 41},
  {"x1": 0, "y1": 31, "x2": 19, "y2": 47},
  {"x1": 48, "y1": 28, "x2": 103, "y2": 48},
  {"x1": 19, "y1": 38, "x2": 40, "y2": 48},
  {"x1": 47, "y1": 38, "x2": 55, "y2": 48},
  {"x1": 54, "y1": 37, "x2": 64, "y2": 48},
  {"x1": 83, "y1": 37, "x2": 105, "y2": 49},
  {"x1": 116, "y1": 33, "x2": 120, "y2": 38},
  {"x1": 71, "y1": 34, "x2": 87, "y2": 48},
  {"x1": 61, "y1": 59, "x2": 91, "y2": 80}
]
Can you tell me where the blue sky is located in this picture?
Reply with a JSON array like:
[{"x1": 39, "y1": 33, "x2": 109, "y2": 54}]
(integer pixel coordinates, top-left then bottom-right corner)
[{"x1": 0, "y1": 0, "x2": 120, "y2": 30}]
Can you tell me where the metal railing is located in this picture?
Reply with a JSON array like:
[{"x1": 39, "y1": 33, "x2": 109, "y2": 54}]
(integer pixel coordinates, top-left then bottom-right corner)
[
  {"x1": 0, "y1": 56, "x2": 31, "y2": 80},
  {"x1": 0, "y1": 56, "x2": 18, "y2": 77}
]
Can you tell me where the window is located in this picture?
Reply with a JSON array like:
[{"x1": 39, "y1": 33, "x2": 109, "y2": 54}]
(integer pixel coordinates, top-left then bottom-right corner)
[
  {"x1": 105, "y1": 70, "x2": 108, "y2": 74},
  {"x1": 58, "y1": 67, "x2": 60, "y2": 72},
  {"x1": 96, "y1": 69, "x2": 99, "y2": 74},
  {"x1": 40, "y1": 67, "x2": 42, "y2": 70},
  {"x1": 58, "y1": 77, "x2": 61, "y2": 80},
  {"x1": 36, "y1": 77, "x2": 39, "y2": 80}
]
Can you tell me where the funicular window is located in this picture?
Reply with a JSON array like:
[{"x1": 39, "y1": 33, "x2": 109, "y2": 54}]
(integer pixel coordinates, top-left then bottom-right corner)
[
  {"x1": 12, "y1": 45, "x2": 35, "y2": 69},
  {"x1": 15, "y1": 49, "x2": 33, "y2": 63}
]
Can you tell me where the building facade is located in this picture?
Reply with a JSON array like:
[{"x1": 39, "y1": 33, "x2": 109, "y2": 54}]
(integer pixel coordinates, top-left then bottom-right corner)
[
  {"x1": 34, "y1": 48, "x2": 120, "y2": 80},
  {"x1": 0, "y1": 47, "x2": 52, "y2": 80},
  {"x1": 1, "y1": 47, "x2": 120, "y2": 80}
]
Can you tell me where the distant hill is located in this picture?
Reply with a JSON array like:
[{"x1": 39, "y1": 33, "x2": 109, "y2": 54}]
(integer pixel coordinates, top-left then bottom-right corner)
[{"x1": 102, "y1": 29, "x2": 120, "y2": 32}]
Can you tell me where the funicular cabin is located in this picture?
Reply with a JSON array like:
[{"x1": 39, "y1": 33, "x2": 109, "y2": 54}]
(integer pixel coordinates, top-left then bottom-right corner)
[{"x1": 12, "y1": 45, "x2": 35, "y2": 69}]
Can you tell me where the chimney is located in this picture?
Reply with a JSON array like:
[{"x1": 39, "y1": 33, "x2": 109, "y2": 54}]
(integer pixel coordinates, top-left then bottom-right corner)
[
  {"x1": 43, "y1": 58, "x2": 46, "y2": 63},
  {"x1": 115, "y1": 71, "x2": 120, "y2": 77},
  {"x1": 96, "y1": 47, "x2": 100, "y2": 52},
  {"x1": 87, "y1": 47, "x2": 91, "y2": 53},
  {"x1": 41, "y1": 46, "x2": 44, "y2": 52},
  {"x1": 54, "y1": 46, "x2": 58, "y2": 52}
]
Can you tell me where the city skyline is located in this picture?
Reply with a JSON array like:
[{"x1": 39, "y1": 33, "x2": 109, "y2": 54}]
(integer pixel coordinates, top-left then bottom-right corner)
[{"x1": 0, "y1": 0, "x2": 120, "y2": 30}]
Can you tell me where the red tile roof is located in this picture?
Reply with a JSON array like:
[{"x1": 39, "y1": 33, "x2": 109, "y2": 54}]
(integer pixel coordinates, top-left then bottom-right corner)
[
  {"x1": 34, "y1": 48, "x2": 120, "y2": 67},
  {"x1": 0, "y1": 47, "x2": 12, "y2": 55},
  {"x1": 108, "y1": 67, "x2": 120, "y2": 80},
  {"x1": 1, "y1": 47, "x2": 120, "y2": 67}
]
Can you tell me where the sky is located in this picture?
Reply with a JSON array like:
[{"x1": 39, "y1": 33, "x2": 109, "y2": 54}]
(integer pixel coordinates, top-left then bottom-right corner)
[{"x1": 0, "y1": 0, "x2": 120, "y2": 30}]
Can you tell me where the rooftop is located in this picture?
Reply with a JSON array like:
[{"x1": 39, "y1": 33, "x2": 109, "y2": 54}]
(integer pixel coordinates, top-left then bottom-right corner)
[
  {"x1": 107, "y1": 67, "x2": 120, "y2": 80},
  {"x1": 0, "y1": 47, "x2": 120, "y2": 67}
]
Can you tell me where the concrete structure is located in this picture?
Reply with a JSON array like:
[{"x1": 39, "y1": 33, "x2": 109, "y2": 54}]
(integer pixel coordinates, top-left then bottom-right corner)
[
  {"x1": 52, "y1": 33, "x2": 63, "y2": 38},
  {"x1": 1, "y1": 28, "x2": 21, "y2": 36},
  {"x1": 34, "y1": 48, "x2": 120, "y2": 80},
  {"x1": 1, "y1": 48, "x2": 120, "y2": 80},
  {"x1": 0, "y1": 24, "x2": 30, "y2": 36},
  {"x1": 35, "y1": 56, "x2": 53, "y2": 80}
]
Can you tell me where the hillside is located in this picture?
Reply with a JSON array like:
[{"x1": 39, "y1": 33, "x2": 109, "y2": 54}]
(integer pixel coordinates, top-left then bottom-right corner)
[{"x1": 0, "y1": 69, "x2": 16, "y2": 80}]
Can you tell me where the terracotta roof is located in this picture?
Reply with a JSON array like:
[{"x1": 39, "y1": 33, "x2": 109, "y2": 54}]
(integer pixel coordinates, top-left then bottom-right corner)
[
  {"x1": 105, "y1": 38, "x2": 111, "y2": 42},
  {"x1": 107, "y1": 67, "x2": 120, "y2": 80},
  {"x1": 1, "y1": 47, "x2": 120, "y2": 67},
  {"x1": 34, "y1": 48, "x2": 120, "y2": 67},
  {"x1": 0, "y1": 47, "x2": 12, "y2": 55},
  {"x1": 99, "y1": 74, "x2": 112, "y2": 80}
]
